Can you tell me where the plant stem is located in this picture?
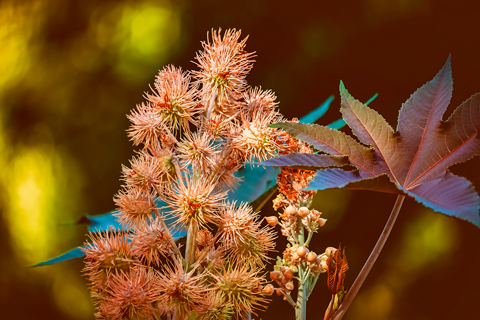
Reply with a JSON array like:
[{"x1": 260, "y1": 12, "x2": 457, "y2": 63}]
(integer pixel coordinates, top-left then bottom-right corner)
[
  {"x1": 331, "y1": 194, "x2": 405, "y2": 320},
  {"x1": 295, "y1": 215, "x2": 307, "y2": 320},
  {"x1": 295, "y1": 271, "x2": 307, "y2": 320},
  {"x1": 185, "y1": 220, "x2": 198, "y2": 269}
]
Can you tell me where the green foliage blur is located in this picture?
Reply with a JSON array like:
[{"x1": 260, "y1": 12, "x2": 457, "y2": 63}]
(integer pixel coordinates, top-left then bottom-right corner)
[{"x1": 1, "y1": 0, "x2": 479, "y2": 319}]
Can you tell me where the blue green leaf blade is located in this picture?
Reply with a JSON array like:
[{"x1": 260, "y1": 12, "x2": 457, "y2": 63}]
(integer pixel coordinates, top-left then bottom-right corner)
[
  {"x1": 32, "y1": 247, "x2": 85, "y2": 267},
  {"x1": 299, "y1": 95, "x2": 334, "y2": 124}
]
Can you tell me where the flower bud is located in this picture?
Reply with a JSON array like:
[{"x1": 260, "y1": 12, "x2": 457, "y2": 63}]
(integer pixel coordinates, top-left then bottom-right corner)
[
  {"x1": 320, "y1": 260, "x2": 328, "y2": 271},
  {"x1": 263, "y1": 284, "x2": 275, "y2": 295},
  {"x1": 275, "y1": 288, "x2": 283, "y2": 296},
  {"x1": 318, "y1": 218, "x2": 327, "y2": 227},
  {"x1": 325, "y1": 247, "x2": 337, "y2": 256},
  {"x1": 285, "y1": 281, "x2": 294, "y2": 291},
  {"x1": 270, "y1": 271, "x2": 281, "y2": 281},
  {"x1": 307, "y1": 251, "x2": 317, "y2": 262},
  {"x1": 265, "y1": 216, "x2": 278, "y2": 227},
  {"x1": 280, "y1": 277, "x2": 288, "y2": 285},
  {"x1": 292, "y1": 252, "x2": 300, "y2": 261},
  {"x1": 296, "y1": 246, "x2": 308, "y2": 258},
  {"x1": 285, "y1": 205, "x2": 297, "y2": 216},
  {"x1": 281, "y1": 266, "x2": 293, "y2": 281},
  {"x1": 298, "y1": 207, "x2": 310, "y2": 218}
]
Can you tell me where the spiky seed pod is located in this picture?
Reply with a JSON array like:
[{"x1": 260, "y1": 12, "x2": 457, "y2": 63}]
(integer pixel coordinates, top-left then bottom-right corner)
[
  {"x1": 166, "y1": 177, "x2": 227, "y2": 229},
  {"x1": 209, "y1": 154, "x2": 243, "y2": 191},
  {"x1": 177, "y1": 131, "x2": 217, "y2": 172},
  {"x1": 232, "y1": 109, "x2": 283, "y2": 162},
  {"x1": 82, "y1": 228, "x2": 133, "y2": 291},
  {"x1": 211, "y1": 266, "x2": 270, "y2": 317},
  {"x1": 217, "y1": 202, "x2": 256, "y2": 247},
  {"x1": 195, "y1": 246, "x2": 225, "y2": 270},
  {"x1": 145, "y1": 65, "x2": 200, "y2": 130},
  {"x1": 193, "y1": 29, "x2": 255, "y2": 111},
  {"x1": 217, "y1": 202, "x2": 276, "y2": 267},
  {"x1": 114, "y1": 187, "x2": 156, "y2": 228},
  {"x1": 130, "y1": 217, "x2": 172, "y2": 266},
  {"x1": 156, "y1": 259, "x2": 210, "y2": 319},
  {"x1": 195, "y1": 291, "x2": 234, "y2": 320},
  {"x1": 298, "y1": 207, "x2": 310, "y2": 218},
  {"x1": 96, "y1": 267, "x2": 158, "y2": 320},
  {"x1": 196, "y1": 229, "x2": 214, "y2": 248},
  {"x1": 242, "y1": 87, "x2": 278, "y2": 117},
  {"x1": 122, "y1": 153, "x2": 167, "y2": 191},
  {"x1": 127, "y1": 102, "x2": 168, "y2": 148}
]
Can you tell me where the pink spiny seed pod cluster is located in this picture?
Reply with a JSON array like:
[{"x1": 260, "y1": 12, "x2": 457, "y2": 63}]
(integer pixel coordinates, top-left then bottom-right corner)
[{"x1": 81, "y1": 28, "x2": 288, "y2": 319}]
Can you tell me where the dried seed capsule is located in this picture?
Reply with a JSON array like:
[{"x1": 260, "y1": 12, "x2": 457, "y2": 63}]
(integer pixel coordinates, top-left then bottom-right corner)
[
  {"x1": 297, "y1": 246, "x2": 308, "y2": 257},
  {"x1": 285, "y1": 205, "x2": 297, "y2": 216},
  {"x1": 298, "y1": 207, "x2": 310, "y2": 217},
  {"x1": 265, "y1": 216, "x2": 278, "y2": 227},
  {"x1": 285, "y1": 281, "x2": 294, "y2": 291},
  {"x1": 292, "y1": 252, "x2": 300, "y2": 261},
  {"x1": 281, "y1": 266, "x2": 293, "y2": 281},
  {"x1": 263, "y1": 284, "x2": 275, "y2": 295},
  {"x1": 307, "y1": 251, "x2": 317, "y2": 262},
  {"x1": 270, "y1": 271, "x2": 281, "y2": 281},
  {"x1": 325, "y1": 247, "x2": 337, "y2": 256}
]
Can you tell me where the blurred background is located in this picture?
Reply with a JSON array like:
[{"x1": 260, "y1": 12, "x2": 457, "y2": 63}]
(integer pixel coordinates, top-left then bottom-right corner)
[{"x1": 1, "y1": 0, "x2": 480, "y2": 319}]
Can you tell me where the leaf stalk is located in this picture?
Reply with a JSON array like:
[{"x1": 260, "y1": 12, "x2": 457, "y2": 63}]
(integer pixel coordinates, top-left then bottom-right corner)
[{"x1": 331, "y1": 194, "x2": 405, "y2": 320}]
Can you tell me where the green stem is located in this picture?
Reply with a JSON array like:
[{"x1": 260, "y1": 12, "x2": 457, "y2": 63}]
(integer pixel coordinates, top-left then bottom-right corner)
[
  {"x1": 295, "y1": 270, "x2": 307, "y2": 320},
  {"x1": 295, "y1": 215, "x2": 307, "y2": 320},
  {"x1": 331, "y1": 194, "x2": 406, "y2": 320},
  {"x1": 185, "y1": 220, "x2": 198, "y2": 269}
]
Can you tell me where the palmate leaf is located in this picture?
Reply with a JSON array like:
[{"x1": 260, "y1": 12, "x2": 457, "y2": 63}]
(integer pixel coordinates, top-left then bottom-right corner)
[{"x1": 265, "y1": 57, "x2": 480, "y2": 227}]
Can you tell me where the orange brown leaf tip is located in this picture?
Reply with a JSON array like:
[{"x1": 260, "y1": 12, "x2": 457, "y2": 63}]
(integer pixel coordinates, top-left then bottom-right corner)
[{"x1": 326, "y1": 245, "x2": 349, "y2": 295}]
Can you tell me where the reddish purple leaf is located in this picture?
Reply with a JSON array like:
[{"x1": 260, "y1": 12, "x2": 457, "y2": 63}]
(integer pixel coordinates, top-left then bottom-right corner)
[
  {"x1": 266, "y1": 57, "x2": 480, "y2": 227},
  {"x1": 268, "y1": 122, "x2": 387, "y2": 177},
  {"x1": 306, "y1": 169, "x2": 401, "y2": 194},
  {"x1": 399, "y1": 56, "x2": 453, "y2": 186},
  {"x1": 256, "y1": 153, "x2": 350, "y2": 170},
  {"x1": 403, "y1": 172, "x2": 480, "y2": 227}
]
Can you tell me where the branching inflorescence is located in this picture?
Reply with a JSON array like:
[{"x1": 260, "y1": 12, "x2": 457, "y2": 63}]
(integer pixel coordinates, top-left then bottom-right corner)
[{"x1": 81, "y1": 29, "x2": 340, "y2": 320}]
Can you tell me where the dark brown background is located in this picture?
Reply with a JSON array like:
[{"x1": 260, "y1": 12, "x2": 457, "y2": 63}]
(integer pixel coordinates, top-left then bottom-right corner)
[{"x1": 1, "y1": 0, "x2": 479, "y2": 319}]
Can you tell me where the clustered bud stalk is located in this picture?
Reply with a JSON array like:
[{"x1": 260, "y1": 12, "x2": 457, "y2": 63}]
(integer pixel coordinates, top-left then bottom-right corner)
[{"x1": 267, "y1": 121, "x2": 348, "y2": 320}]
